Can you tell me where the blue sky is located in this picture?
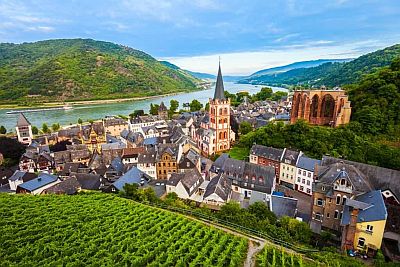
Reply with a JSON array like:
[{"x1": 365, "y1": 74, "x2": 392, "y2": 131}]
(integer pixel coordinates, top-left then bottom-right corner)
[{"x1": 1, "y1": 0, "x2": 400, "y2": 75}]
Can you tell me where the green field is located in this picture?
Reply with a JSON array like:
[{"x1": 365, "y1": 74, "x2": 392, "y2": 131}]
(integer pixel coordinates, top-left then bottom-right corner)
[{"x1": 0, "y1": 193, "x2": 248, "y2": 266}]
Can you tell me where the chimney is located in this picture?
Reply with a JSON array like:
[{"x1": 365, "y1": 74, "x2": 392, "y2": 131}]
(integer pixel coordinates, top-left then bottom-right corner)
[
  {"x1": 314, "y1": 164, "x2": 319, "y2": 178},
  {"x1": 341, "y1": 207, "x2": 359, "y2": 251}
]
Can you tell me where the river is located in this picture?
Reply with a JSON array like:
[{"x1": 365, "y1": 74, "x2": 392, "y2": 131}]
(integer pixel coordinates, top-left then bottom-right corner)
[{"x1": 0, "y1": 82, "x2": 287, "y2": 131}]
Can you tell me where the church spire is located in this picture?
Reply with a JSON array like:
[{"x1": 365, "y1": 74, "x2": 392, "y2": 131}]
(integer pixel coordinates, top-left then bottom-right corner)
[{"x1": 213, "y1": 60, "x2": 226, "y2": 100}]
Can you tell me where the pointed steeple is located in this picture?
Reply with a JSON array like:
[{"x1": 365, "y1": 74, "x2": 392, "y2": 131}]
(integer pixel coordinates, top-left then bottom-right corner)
[
  {"x1": 17, "y1": 113, "x2": 31, "y2": 127},
  {"x1": 213, "y1": 60, "x2": 226, "y2": 100}
]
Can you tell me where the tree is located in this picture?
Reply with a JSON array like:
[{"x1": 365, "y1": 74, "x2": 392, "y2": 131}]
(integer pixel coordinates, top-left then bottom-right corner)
[
  {"x1": 189, "y1": 99, "x2": 203, "y2": 112},
  {"x1": 88, "y1": 119, "x2": 94, "y2": 124},
  {"x1": 49, "y1": 140, "x2": 72, "y2": 152},
  {"x1": 204, "y1": 102, "x2": 210, "y2": 112},
  {"x1": 78, "y1": 118, "x2": 83, "y2": 124},
  {"x1": 252, "y1": 87, "x2": 273, "y2": 101},
  {"x1": 0, "y1": 126, "x2": 6, "y2": 134},
  {"x1": 42, "y1": 123, "x2": 50, "y2": 134},
  {"x1": 130, "y1": 110, "x2": 144, "y2": 118},
  {"x1": 31, "y1": 126, "x2": 39, "y2": 135},
  {"x1": 149, "y1": 103, "x2": 159, "y2": 115},
  {"x1": 248, "y1": 202, "x2": 277, "y2": 224},
  {"x1": 51, "y1": 123, "x2": 60, "y2": 132},
  {"x1": 0, "y1": 137, "x2": 25, "y2": 166},
  {"x1": 169, "y1": 100, "x2": 179, "y2": 113},
  {"x1": 239, "y1": 121, "x2": 252, "y2": 135}
]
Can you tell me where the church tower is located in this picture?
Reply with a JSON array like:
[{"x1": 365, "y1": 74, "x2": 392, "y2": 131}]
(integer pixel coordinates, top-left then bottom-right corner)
[
  {"x1": 16, "y1": 113, "x2": 33, "y2": 145},
  {"x1": 209, "y1": 62, "x2": 231, "y2": 153}
]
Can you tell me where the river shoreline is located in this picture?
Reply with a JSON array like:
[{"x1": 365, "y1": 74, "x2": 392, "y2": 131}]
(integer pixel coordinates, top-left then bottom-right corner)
[{"x1": 0, "y1": 91, "x2": 198, "y2": 110}]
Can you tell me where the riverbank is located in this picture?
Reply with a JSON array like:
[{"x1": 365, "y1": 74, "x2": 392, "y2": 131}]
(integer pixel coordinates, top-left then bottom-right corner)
[{"x1": 0, "y1": 91, "x2": 198, "y2": 110}]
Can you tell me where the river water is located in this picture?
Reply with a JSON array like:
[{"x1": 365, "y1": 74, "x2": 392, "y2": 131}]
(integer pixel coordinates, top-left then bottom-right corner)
[{"x1": 0, "y1": 82, "x2": 286, "y2": 132}]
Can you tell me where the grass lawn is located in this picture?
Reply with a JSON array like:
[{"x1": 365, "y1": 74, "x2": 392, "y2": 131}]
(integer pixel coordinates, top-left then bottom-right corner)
[{"x1": 229, "y1": 146, "x2": 250, "y2": 160}]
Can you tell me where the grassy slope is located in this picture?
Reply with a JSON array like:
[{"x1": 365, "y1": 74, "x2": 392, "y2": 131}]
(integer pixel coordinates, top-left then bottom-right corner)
[
  {"x1": 0, "y1": 39, "x2": 201, "y2": 104},
  {"x1": 0, "y1": 193, "x2": 248, "y2": 266}
]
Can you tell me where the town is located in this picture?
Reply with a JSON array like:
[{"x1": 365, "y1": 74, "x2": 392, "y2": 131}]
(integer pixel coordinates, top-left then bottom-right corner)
[{"x1": 0, "y1": 63, "x2": 399, "y2": 265}]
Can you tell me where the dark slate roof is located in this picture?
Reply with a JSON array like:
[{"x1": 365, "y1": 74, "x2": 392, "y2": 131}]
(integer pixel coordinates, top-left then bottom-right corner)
[
  {"x1": 157, "y1": 143, "x2": 179, "y2": 160},
  {"x1": 8, "y1": 170, "x2": 37, "y2": 182},
  {"x1": 168, "y1": 169, "x2": 203, "y2": 196},
  {"x1": 16, "y1": 113, "x2": 30, "y2": 127},
  {"x1": 143, "y1": 137, "x2": 158, "y2": 145},
  {"x1": 73, "y1": 173, "x2": 101, "y2": 190},
  {"x1": 138, "y1": 148, "x2": 157, "y2": 164},
  {"x1": 1, "y1": 168, "x2": 16, "y2": 186},
  {"x1": 204, "y1": 173, "x2": 232, "y2": 201},
  {"x1": 322, "y1": 156, "x2": 400, "y2": 200},
  {"x1": 112, "y1": 167, "x2": 150, "y2": 191},
  {"x1": 297, "y1": 156, "x2": 321, "y2": 172},
  {"x1": 316, "y1": 162, "x2": 373, "y2": 194},
  {"x1": 342, "y1": 190, "x2": 387, "y2": 225},
  {"x1": 222, "y1": 158, "x2": 246, "y2": 177},
  {"x1": 213, "y1": 63, "x2": 226, "y2": 100},
  {"x1": 109, "y1": 157, "x2": 124, "y2": 173},
  {"x1": 122, "y1": 147, "x2": 145, "y2": 158},
  {"x1": 281, "y1": 149, "x2": 300, "y2": 165},
  {"x1": 44, "y1": 177, "x2": 80, "y2": 195},
  {"x1": 211, "y1": 153, "x2": 229, "y2": 172},
  {"x1": 18, "y1": 173, "x2": 58, "y2": 192},
  {"x1": 271, "y1": 195, "x2": 298, "y2": 218},
  {"x1": 59, "y1": 162, "x2": 86, "y2": 176},
  {"x1": 250, "y1": 144, "x2": 284, "y2": 162}
]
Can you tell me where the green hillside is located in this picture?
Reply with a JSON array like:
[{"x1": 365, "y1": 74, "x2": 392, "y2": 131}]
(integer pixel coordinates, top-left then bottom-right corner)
[
  {"x1": 239, "y1": 44, "x2": 400, "y2": 86},
  {"x1": 0, "y1": 193, "x2": 248, "y2": 266},
  {"x1": 0, "y1": 39, "x2": 201, "y2": 104}
]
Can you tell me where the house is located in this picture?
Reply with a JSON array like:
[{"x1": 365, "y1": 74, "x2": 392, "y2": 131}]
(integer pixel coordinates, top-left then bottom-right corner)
[
  {"x1": 16, "y1": 113, "x2": 33, "y2": 145},
  {"x1": 341, "y1": 190, "x2": 387, "y2": 256},
  {"x1": 279, "y1": 149, "x2": 302, "y2": 189},
  {"x1": 137, "y1": 148, "x2": 157, "y2": 178},
  {"x1": 166, "y1": 169, "x2": 204, "y2": 200},
  {"x1": 296, "y1": 155, "x2": 321, "y2": 195},
  {"x1": 222, "y1": 158, "x2": 276, "y2": 200},
  {"x1": 104, "y1": 166, "x2": 151, "y2": 193},
  {"x1": 249, "y1": 144, "x2": 284, "y2": 183},
  {"x1": 58, "y1": 162, "x2": 87, "y2": 178},
  {"x1": 105, "y1": 157, "x2": 124, "y2": 181},
  {"x1": 16, "y1": 173, "x2": 59, "y2": 195},
  {"x1": 8, "y1": 171, "x2": 37, "y2": 191},
  {"x1": 121, "y1": 147, "x2": 145, "y2": 165},
  {"x1": 1, "y1": 167, "x2": 15, "y2": 188},
  {"x1": 103, "y1": 117, "x2": 128, "y2": 137},
  {"x1": 203, "y1": 173, "x2": 232, "y2": 207},
  {"x1": 120, "y1": 130, "x2": 144, "y2": 148},
  {"x1": 156, "y1": 143, "x2": 182, "y2": 179},
  {"x1": 310, "y1": 161, "x2": 373, "y2": 233},
  {"x1": 72, "y1": 173, "x2": 102, "y2": 190},
  {"x1": 42, "y1": 176, "x2": 81, "y2": 195}
]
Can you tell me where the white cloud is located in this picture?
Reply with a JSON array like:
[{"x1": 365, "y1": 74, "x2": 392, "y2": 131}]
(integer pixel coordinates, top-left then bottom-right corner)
[
  {"x1": 26, "y1": 26, "x2": 55, "y2": 33},
  {"x1": 161, "y1": 39, "x2": 399, "y2": 75}
]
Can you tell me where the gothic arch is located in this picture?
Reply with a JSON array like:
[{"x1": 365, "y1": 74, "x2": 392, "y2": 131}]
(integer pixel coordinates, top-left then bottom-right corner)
[
  {"x1": 310, "y1": 94, "x2": 319, "y2": 119},
  {"x1": 292, "y1": 94, "x2": 300, "y2": 118},
  {"x1": 338, "y1": 98, "x2": 344, "y2": 114},
  {"x1": 300, "y1": 94, "x2": 308, "y2": 118},
  {"x1": 320, "y1": 94, "x2": 335, "y2": 118}
]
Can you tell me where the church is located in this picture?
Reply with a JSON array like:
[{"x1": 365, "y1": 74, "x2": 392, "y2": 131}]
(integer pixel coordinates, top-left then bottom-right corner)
[{"x1": 191, "y1": 63, "x2": 235, "y2": 156}]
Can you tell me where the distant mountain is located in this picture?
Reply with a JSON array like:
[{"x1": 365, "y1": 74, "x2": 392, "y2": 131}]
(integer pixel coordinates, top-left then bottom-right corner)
[
  {"x1": 0, "y1": 39, "x2": 201, "y2": 104},
  {"x1": 239, "y1": 44, "x2": 400, "y2": 86},
  {"x1": 185, "y1": 70, "x2": 216, "y2": 80},
  {"x1": 249, "y1": 59, "x2": 352, "y2": 77}
]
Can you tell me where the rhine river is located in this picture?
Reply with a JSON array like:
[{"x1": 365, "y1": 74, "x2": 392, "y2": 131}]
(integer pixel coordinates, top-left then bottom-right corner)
[{"x1": 0, "y1": 82, "x2": 287, "y2": 131}]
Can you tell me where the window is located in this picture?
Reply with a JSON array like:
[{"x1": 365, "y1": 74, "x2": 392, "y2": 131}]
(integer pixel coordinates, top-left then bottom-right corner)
[
  {"x1": 297, "y1": 177, "x2": 301, "y2": 182},
  {"x1": 302, "y1": 179, "x2": 305, "y2": 184},
  {"x1": 300, "y1": 186, "x2": 304, "y2": 191},
  {"x1": 336, "y1": 194, "x2": 341, "y2": 205},
  {"x1": 340, "y1": 179, "x2": 346, "y2": 186},
  {"x1": 303, "y1": 171, "x2": 306, "y2": 176},
  {"x1": 340, "y1": 211, "x2": 343, "y2": 219},
  {"x1": 307, "y1": 189, "x2": 311, "y2": 194},
  {"x1": 307, "y1": 180, "x2": 310, "y2": 186},
  {"x1": 315, "y1": 212, "x2": 322, "y2": 221},
  {"x1": 326, "y1": 213, "x2": 330, "y2": 218},
  {"x1": 366, "y1": 225, "x2": 373, "y2": 232},
  {"x1": 308, "y1": 172, "x2": 311, "y2": 178},
  {"x1": 317, "y1": 198, "x2": 323, "y2": 206},
  {"x1": 342, "y1": 196, "x2": 347, "y2": 205},
  {"x1": 298, "y1": 169, "x2": 301, "y2": 174},
  {"x1": 334, "y1": 210, "x2": 339, "y2": 219},
  {"x1": 357, "y1": 238, "x2": 365, "y2": 248},
  {"x1": 322, "y1": 186, "x2": 326, "y2": 191}
]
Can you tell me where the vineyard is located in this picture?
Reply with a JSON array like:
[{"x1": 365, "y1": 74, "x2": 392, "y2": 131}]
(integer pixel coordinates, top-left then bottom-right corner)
[
  {"x1": 256, "y1": 246, "x2": 367, "y2": 267},
  {"x1": 0, "y1": 193, "x2": 248, "y2": 266}
]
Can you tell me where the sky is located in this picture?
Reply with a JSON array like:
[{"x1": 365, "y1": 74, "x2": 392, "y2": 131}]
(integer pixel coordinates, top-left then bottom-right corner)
[{"x1": 0, "y1": 0, "x2": 400, "y2": 75}]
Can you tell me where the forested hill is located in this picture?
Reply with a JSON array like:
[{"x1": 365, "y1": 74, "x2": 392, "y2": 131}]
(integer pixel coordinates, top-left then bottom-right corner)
[
  {"x1": 0, "y1": 39, "x2": 201, "y2": 104},
  {"x1": 238, "y1": 44, "x2": 400, "y2": 86}
]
